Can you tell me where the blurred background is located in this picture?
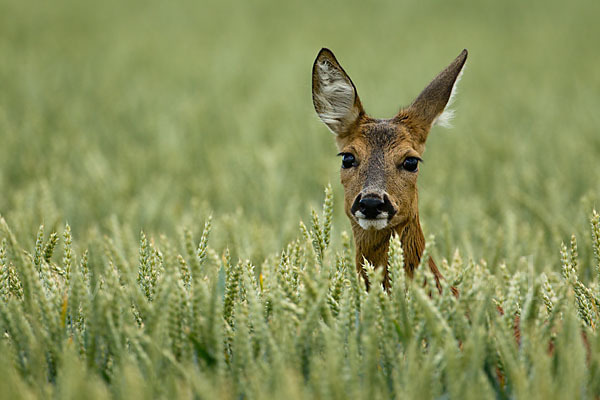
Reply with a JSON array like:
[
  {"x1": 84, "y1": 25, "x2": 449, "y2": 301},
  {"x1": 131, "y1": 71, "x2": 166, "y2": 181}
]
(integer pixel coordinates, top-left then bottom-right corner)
[{"x1": 0, "y1": 0, "x2": 599, "y2": 274}]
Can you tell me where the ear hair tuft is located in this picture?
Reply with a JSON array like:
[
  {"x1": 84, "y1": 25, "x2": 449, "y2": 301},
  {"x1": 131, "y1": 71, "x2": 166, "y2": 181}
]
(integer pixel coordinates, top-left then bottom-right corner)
[{"x1": 432, "y1": 62, "x2": 466, "y2": 128}]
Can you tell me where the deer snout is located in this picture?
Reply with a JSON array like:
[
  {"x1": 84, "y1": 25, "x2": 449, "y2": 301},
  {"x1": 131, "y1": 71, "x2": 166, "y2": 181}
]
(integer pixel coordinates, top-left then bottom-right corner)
[
  {"x1": 351, "y1": 193, "x2": 396, "y2": 230},
  {"x1": 358, "y1": 197, "x2": 385, "y2": 218}
]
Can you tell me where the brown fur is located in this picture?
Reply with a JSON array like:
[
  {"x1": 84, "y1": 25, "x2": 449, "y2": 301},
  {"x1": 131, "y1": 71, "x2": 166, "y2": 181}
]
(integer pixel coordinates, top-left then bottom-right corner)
[{"x1": 312, "y1": 48, "x2": 467, "y2": 290}]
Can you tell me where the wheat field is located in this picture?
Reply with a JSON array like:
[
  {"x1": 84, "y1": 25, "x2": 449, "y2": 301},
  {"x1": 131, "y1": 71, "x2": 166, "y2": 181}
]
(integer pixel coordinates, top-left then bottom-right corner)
[{"x1": 1, "y1": 0, "x2": 600, "y2": 398}]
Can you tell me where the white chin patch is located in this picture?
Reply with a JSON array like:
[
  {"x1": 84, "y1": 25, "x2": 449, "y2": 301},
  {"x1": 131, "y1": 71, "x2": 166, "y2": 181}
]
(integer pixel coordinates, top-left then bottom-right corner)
[{"x1": 356, "y1": 218, "x2": 388, "y2": 230}]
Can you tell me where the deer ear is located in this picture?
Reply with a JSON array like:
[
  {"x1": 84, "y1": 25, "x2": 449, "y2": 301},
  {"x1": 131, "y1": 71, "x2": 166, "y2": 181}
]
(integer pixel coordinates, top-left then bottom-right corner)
[
  {"x1": 312, "y1": 48, "x2": 364, "y2": 136},
  {"x1": 406, "y1": 49, "x2": 468, "y2": 133}
]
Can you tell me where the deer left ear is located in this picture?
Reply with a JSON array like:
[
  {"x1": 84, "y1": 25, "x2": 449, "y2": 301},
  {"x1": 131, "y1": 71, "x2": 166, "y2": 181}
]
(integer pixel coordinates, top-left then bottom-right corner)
[
  {"x1": 405, "y1": 49, "x2": 468, "y2": 134},
  {"x1": 312, "y1": 48, "x2": 365, "y2": 137}
]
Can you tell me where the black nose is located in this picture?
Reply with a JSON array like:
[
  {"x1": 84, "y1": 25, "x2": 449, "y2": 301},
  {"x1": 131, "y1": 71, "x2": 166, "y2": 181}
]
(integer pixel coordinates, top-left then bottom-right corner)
[{"x1": 358, "y1": 197, "x2": 386, "y2": 219}]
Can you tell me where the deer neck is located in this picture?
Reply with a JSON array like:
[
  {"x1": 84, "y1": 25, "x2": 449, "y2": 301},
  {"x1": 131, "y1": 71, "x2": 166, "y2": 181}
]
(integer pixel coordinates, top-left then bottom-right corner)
[{"x1": 352, "y1": 213, "x2": 425, "y2": 281}]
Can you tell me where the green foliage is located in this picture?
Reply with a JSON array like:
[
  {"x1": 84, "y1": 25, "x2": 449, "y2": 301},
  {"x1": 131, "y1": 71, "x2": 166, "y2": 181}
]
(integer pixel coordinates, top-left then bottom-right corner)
[
  {"x1": 1, "y1": 0, "x2": 600, "y2": 397},
  {"x1": 1, "y1": 193, "x2": 600, "y2": 399},
  {"x1": 1, "y1": 0, "x2": 599, "y2": 267}
]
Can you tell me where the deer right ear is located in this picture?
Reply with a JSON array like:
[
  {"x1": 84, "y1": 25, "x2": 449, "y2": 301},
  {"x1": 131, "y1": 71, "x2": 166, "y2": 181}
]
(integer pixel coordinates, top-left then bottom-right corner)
[
  {"x1": 312, "y1": 48, "x2": 364, "y2": 136},
  {"x1": 405, "y1": 49, "x2": 468, "y2": 135}
]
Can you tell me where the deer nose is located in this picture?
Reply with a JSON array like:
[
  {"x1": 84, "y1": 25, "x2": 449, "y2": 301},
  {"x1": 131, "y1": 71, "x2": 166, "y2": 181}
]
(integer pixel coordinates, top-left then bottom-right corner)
[{"x1": 358, "y1": 196, "x2": 386, "y2": 219}]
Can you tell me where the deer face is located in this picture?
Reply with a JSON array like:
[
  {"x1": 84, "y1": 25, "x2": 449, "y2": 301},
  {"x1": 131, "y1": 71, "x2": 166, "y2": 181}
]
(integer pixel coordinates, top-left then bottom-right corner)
[
  {"x1": 335, "y1": 118, "x2": 424, "y2": 231},
  {"x1": 312, "y1": 48, "x2": 467, "y2": 233}
]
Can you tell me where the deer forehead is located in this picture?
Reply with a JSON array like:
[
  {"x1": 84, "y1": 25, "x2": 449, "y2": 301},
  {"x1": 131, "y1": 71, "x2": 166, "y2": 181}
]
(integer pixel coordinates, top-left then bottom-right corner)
[{"x1": 337, "y1": 120, "x2": 425, "y2": 160}]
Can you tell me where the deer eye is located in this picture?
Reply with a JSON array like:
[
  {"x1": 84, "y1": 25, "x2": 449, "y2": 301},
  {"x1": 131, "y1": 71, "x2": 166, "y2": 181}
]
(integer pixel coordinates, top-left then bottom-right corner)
[
  {"x1": 340, "y1": 153, "x2": 357, "y2": 169},
  {"x1": 402, "y1": 157, "x2": 419, "y2": 172}
]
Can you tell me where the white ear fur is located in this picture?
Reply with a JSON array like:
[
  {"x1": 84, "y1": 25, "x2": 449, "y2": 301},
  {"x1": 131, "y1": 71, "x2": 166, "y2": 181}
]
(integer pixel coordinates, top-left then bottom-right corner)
[
  {"x1": 313, "y1": 59, "x2": 359, "y2": 135},
  {"x1": 432, "y1": 62, "x2": 466, "y2": 128}
]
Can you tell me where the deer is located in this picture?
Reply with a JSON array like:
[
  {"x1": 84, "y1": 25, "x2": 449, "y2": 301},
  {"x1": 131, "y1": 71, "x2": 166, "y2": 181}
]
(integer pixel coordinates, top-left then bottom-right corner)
[
  {"x1": 311, "y1": 48, "x2": 468, "y2": 291},
  {"x1": 311, "y1": 49, "x2": 595, "y2": 368}
]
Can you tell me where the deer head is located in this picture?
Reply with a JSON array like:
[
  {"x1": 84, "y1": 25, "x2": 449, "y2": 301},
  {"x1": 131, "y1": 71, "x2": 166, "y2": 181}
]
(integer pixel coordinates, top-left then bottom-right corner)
[{"x1": 312, "y1": 48, "x2": 467, "y2": 289}]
